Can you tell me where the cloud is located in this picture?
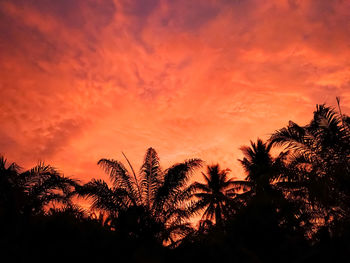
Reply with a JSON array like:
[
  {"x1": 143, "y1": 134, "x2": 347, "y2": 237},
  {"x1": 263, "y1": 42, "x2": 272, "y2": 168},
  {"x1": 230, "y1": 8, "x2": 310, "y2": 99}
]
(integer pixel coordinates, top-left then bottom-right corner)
[{"x1": 0, "y1": 0, "x2": 349, "y2": 181}]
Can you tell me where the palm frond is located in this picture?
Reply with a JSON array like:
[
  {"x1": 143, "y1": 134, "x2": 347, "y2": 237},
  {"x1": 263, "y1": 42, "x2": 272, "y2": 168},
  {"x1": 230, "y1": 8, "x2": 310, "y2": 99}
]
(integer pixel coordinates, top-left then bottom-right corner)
[
  {"x1": 140, "y1": 147, "x2": 162, "y2": 208},
  {"x1": 122, "y1": 152, "x2": 142, "y2": 201},
  {"x1": 156, "y1": 159, "x2": 202, "y2": 204},
  {"x1": 228, "y1": 180, "x2": 253, "y2": 192},
  {"x1": 98, "y1": 158, "x2": 138, "y2": 205},
  {"x1": 77, "y1": 179, "x2": 128, "y2": 214}
]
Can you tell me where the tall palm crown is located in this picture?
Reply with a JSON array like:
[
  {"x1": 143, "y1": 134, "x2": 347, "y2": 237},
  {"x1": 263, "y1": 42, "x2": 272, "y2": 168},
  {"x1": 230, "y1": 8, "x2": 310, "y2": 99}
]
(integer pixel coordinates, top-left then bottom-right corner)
[
  {"x1": 270, "y1": 104, "x2": 350, "y2": 166},
  {"x1": 270, "y1": 104, "x2": 350, "y2": 224},
  {"x1": 232, "y1": 139, "x2": 305, "y2": 234},
  {"x1": 78, "y1": 147, "x2": 202, "y2": 244},
  {"x1": 189, "y1": 164, "x2": 236, "y2": 226},
  {"x1": 240, "y1": 139, "x2": 274, "y2": 187},
  {"x1": 0, "y1": 156, "x2": 77, "y2": 234},
  {"x1": 234, "y1": 139, "x2": 287, "y2": 197}
]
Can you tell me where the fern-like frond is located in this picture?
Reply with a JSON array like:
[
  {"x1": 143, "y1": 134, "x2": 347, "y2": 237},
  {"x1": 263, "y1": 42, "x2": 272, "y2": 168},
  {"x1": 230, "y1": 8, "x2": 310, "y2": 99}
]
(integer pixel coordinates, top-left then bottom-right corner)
[
  {"x1": 98, "y1": 158, "x2": 138, "y2": 205},
  {"x1": 140, "y1": 147, "x2": 162, "y2": 208}
]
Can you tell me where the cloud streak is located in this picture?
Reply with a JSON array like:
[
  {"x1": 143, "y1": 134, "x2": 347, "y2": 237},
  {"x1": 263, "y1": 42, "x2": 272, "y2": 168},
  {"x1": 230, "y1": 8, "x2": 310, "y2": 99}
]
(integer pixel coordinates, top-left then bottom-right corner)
[{"x1": 0, "y1": 0, "x2": 349, "y2": 181}]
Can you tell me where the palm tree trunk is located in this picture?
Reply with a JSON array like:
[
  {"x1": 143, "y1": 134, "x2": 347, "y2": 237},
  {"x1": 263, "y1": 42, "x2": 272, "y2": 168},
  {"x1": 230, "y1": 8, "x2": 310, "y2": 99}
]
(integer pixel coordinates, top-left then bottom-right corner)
[{"x1": 215, "y1": 205, "x2": 222, "y2": 227}]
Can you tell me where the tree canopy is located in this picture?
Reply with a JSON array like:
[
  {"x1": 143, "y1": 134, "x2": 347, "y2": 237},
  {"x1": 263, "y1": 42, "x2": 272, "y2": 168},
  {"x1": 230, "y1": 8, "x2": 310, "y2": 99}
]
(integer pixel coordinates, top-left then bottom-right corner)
[{"x1": 1, "y1": 101, "x2": 350, "y2": 263}]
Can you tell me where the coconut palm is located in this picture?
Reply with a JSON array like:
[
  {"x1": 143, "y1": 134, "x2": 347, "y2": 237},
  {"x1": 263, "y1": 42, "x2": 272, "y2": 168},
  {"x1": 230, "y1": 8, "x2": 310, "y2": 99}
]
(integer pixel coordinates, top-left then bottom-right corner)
[
  {"x1": 231, "y1": 139, "x2": 288, "y2": 200},
  {"x1": 77, "y1": 147, "x2": 202, "y2": 245},
  {"x1": 0, "y1": 156, "x2": 77, "y2": 214},
  {"x1": 188, "y1": 164, "x2": 237, "y2": 227},
  {"x1": 0, "y1": 156, "x2": 77, "y2": 237},
  {"x1": 0, "y1": 156, "x2": 23, "y2": 227},
  {"x1": 232, "y1": 139, "x2": 304, "y2": 235},
  {"x1": 270, "y1": 104, "x2": 350, "y2": 167},
  {"x1": 269, "y1": 103, "x2": 350, "y2": 227}
]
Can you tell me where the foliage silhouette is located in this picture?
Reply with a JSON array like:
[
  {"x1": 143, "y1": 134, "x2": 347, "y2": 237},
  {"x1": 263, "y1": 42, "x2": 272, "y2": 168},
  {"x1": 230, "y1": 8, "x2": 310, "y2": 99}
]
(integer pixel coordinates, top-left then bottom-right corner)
[
  {"x1": 232, "y1": 139, "x2": 288, "y2": 198},
  {"x1": 1, "y1": 100, "x2": 350, "y2": 262},
  {"x1": 76, "y1": 147, "x2": 202, "y2": 246},
  {"x1": 0, "y1": 157, "x2": 77, "y2": 233},
  {"x1": 188, "y1": 164, "x2": 237, "y2": 227},
  {"x1": 270, "y1": 103, "x2": 350, "y2": 235}
]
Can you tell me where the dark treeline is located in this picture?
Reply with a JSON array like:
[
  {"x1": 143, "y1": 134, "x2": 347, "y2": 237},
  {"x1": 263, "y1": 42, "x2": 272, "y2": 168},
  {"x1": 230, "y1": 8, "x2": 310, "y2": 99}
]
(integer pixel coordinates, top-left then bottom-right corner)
[{"x1": 1, "y1": 101, "x2": 350, "y2": 263}]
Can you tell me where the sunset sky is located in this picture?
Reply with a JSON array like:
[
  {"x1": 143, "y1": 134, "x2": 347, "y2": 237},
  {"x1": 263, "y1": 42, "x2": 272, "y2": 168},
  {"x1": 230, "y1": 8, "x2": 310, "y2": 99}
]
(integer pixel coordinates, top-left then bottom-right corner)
[{"x1": 0, "y1": 0, "x2": 350, "y2": 182}]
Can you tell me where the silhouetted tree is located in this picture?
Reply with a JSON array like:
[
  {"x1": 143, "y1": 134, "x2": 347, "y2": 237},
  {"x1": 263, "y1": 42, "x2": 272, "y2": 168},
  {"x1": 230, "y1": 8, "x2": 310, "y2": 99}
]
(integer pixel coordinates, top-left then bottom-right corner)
[
  {"x1": 188, "y1": 164, "x2": 237, "y2": 227},
  {"x1": 2, "y1": 100, "x2": 350, "y2": 263},
  {"x1": 0, "y1": 156, "x2": 79, "y2": 262},
  {"x1": 230, "y1": 139, "x2": 304, "y2": 236},
  {"x1": 229, "y1": 139, "x2": 288, "y2": 201},
  {"x1": 0, "y1": 156, "x2": 77, "y2": 229},
  {"x1": 77, "y1": 147, "x2": 202, "y2": 246},
  {"x1": 270, "y1": 103, "x2": 350, "y2": 233}
]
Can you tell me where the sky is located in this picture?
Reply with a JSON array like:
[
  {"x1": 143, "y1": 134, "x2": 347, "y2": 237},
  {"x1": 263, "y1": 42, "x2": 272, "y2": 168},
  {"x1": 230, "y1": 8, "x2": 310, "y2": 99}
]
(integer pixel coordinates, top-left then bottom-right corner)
[{"x1": 0, "y1": 0, "x2": 350, "y2": 183}]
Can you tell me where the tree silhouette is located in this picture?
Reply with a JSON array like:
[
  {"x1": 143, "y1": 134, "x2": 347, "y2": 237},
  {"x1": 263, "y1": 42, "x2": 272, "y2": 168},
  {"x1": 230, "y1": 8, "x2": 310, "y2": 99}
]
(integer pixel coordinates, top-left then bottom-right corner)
[
  {"x1": 77, "y1": 147, "x2": 202, "y2": 245},
  {"x1": 2, "y1": 100, "x2": 350, "y2": 263},
  {"x1": 270, "y1": 103, "x2": 350, "y2": 233},
  {"x1": 188, "y1": 164, "x2": 237, "y2": 227},
  {"x1": 228, "y1": 139, "x2": 305, "y2": 236},
  {"x1": 0, "y1": 156, "x2": 77, "y2": 219},
  {"x1": 230, "y1": 139, "x2": 288, "y2": 200},
  {"x1": 0, "y1": 155, "x2": 78, "y2": 262}
]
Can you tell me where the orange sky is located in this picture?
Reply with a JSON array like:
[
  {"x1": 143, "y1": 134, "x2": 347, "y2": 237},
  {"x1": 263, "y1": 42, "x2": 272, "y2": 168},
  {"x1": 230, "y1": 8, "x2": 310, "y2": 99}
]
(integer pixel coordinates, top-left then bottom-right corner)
[{"x1": 0, "y1": 0, "x2": 350, "y2": 183}]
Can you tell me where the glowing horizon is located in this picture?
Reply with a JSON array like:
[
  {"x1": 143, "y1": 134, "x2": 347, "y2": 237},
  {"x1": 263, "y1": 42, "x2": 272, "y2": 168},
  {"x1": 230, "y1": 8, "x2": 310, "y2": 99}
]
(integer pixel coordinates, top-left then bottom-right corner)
[{"x1": 1, "y1": 0, "x2": 350, "y2": 182}]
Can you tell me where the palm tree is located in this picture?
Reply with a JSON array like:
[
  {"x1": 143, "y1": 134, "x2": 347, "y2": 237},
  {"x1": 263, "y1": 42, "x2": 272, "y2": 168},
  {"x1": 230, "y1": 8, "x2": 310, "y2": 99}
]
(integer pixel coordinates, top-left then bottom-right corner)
[
  {"x1": 188, "y1": 164, "x2": 237, "y2": 227},
  {"x1": 0, "y1": 156, "x2": 77, "y2": 214},
  {"x1": 77, "y1": 147, "x2": 202, "y2": 246},
  {"x1": 0, "y1": 156, "x2": 23, "y2": 229},
  {"x1": 229, "y1": 139, "x2": 307, "y2": 234},
  {"x1": 232, "y1": 139, "x2": 288, "y2": 200},
  {"x1": 269, "y1": 103, "x2": 350, "y2": 229},
  {"x1": 0, "y1": 156, "x2": 77, "y2": 236}
]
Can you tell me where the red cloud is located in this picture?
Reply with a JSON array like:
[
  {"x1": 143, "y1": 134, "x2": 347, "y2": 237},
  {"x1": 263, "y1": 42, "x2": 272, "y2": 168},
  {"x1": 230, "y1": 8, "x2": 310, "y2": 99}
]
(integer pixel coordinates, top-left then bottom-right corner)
[{"x1": 0, "y1": 0, "x2": 349, "y2": 181}]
